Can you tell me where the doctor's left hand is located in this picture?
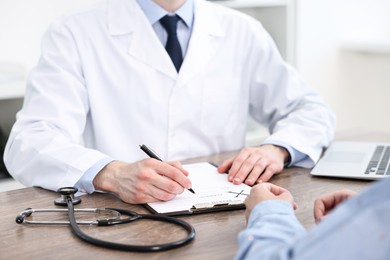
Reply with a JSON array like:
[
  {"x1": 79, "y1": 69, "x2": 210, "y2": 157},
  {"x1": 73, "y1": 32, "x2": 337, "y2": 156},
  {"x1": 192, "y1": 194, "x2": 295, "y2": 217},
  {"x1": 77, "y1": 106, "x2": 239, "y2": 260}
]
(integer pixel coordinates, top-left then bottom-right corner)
[
  {"x1": 92, "y1": 159, "x2": 192, "y2": 204},
  {"x1": 218, "y1": 144, "x2": 290, "y2": 186}
]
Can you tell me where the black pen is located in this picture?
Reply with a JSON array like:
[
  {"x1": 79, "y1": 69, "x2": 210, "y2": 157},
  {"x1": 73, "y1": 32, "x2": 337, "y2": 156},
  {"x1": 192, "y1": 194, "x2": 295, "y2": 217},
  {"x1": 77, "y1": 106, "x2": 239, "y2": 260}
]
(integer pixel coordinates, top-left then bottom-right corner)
[{"x1": 139, "y1": 144, "x2": 195, "y2": 194}]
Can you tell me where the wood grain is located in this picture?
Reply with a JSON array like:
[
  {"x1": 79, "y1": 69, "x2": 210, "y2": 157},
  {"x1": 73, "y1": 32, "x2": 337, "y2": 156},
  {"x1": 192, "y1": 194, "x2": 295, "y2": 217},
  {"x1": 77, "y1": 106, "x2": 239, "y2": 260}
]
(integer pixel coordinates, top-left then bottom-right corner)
[{"x1": 2, "y1": 133, "x2": 387, "y2": 259}]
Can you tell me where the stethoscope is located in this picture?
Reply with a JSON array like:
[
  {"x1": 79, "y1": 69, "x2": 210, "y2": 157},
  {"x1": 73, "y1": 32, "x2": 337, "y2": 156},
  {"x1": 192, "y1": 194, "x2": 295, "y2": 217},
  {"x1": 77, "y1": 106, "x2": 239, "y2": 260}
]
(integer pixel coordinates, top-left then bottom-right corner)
[{"x1": 16, "y1": 187, "x2": 196, "y2": 252}]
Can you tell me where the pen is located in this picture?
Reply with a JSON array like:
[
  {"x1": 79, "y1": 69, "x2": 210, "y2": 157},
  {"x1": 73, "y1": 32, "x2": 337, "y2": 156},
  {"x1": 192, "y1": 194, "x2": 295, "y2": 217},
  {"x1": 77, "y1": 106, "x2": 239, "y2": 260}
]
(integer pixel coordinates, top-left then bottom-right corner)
[{"x1": 139, "y1": 144, "x2": 195, "y2": 194}]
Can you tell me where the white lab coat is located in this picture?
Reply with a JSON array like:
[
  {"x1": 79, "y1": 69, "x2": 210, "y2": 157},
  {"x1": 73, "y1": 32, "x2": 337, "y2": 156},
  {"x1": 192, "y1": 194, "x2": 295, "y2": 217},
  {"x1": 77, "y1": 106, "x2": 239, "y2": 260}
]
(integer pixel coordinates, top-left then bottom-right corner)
[{"x1": 4, "y1": 0, "x2": 335, "y2": 191}]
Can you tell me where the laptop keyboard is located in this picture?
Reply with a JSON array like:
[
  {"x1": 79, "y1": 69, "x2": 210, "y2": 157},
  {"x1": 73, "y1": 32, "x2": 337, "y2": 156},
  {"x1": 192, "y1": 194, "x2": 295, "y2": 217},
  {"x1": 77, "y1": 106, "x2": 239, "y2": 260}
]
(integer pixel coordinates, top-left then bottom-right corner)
[{"x1": 365, "y1": 145, "x2": 390, "y2": 175}]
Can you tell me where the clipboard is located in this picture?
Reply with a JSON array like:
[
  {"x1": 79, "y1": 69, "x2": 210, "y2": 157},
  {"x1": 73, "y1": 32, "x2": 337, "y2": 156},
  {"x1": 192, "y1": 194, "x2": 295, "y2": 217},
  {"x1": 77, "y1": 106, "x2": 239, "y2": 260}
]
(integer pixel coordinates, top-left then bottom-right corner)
[{"x1": 144, "y1": 162, "x2": 251, "y2": 216}]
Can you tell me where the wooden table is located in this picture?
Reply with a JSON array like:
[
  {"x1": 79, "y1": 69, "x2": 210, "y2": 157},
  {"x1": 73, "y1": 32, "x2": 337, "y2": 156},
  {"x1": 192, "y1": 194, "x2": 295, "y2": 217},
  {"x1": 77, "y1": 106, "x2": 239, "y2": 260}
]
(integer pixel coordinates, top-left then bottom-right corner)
[{"x1": 2, "y1": 132, "x2": 387, "y2": 259}]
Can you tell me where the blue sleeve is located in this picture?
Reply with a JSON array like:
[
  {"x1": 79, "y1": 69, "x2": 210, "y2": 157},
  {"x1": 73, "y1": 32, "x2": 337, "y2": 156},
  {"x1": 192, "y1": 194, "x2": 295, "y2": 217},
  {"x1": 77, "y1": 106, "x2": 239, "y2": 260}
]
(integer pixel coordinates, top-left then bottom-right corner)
[
  {"x1": 236, "y1": 179, "x2": 390, "y2": 260},
  {"x1": 235, "y1": 200, "x2": 307, "y2": 260},
  {"x1": 74, "y1": 157, "x2": 114, "y2": 193}
]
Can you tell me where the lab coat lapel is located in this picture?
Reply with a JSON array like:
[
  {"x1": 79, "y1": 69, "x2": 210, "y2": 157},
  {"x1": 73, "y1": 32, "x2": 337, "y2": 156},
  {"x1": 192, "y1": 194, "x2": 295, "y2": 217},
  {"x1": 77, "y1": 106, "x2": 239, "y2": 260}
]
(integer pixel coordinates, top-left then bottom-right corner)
[
  {"x1": 107, "y1": 0, "x2": 177, "y2": 80},
  {"x1": 178, "y1": 0, "x2": 225, "y2": 86}
]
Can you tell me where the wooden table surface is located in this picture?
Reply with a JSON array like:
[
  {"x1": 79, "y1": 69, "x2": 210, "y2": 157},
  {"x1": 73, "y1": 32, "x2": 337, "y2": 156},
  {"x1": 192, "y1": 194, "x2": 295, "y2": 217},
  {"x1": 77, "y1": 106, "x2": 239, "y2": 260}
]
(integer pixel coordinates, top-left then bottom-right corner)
[{"x1": 2, "y1": 132, "x2": 388, "y2": 259}]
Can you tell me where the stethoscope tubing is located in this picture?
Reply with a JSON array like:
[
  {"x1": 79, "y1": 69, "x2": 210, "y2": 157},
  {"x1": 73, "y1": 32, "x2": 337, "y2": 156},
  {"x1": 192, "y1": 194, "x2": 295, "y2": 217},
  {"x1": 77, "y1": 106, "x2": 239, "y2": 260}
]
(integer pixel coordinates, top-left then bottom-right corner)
[
  {"x1": 65, "y1": 197, "x2": 196, "y2": 252},
  {"x1": 16, "y1": 187, "x2": 196, "y2": 252}
]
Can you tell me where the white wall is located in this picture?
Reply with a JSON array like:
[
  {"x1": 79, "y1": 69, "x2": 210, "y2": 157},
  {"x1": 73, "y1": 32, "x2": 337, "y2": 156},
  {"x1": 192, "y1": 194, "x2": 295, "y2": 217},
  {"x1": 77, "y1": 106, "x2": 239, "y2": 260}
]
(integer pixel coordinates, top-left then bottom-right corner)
[
  {"x1": 0, "y1": 0, "x2": 98, "y2": 72},
  {"x1": 1, "y1": 0, "x2": 390, "y2": 134},
  {"x1": 0, "y1": 0, "x2": 99, "y2": 134},
  {"x1": 295, "y1": 0, "x2": 390, "y2": 133}
]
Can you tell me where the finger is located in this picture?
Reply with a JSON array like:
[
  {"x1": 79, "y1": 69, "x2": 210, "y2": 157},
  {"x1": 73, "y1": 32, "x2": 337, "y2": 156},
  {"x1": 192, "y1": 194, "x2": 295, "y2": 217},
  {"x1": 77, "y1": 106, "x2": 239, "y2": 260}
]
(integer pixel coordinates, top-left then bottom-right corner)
[
  {"x1": 244, "y1": 195, "x2": 253, "y2": 223},
  {"x1": 156, "y1": 162, "x2": 193, "y2": 190},
  {"x1": 263, "y1": 182, "x2": 290, "y2": 197},
  {"x1": 243, "y1": 163, "x2": 265, "y2": 186},
  {"x1": 227, "y1": 149, "x2": 251, "y2": 182},
  {"x1": 149, "y1": 173, "x2": 186, "y2": 195},
  {"x1": 218, "y1": 157, "x2": 234, "y2": 174},
  {"x1": 150, "y1": 183, "x2": 180, "y2": 201},
  {"x1": 229, "y1": 152, "x2": 255, "y2": 184},
  {"x1": 251, "y1": 183, "x2": 270, "y2": 194},
  {"x1": 257, "y1": 163, "x2": 282, "y2": 183},
  {"x1": 313, "y1": 193, "x2": 339, "y2": 221},
  {"x1": 120, "y1": 192, "x2": 157, "y2": 204},
  {"x1": 256, "y1": 166, "x2": 275, "y2": 184},
  {"x1": 257, "y1": 170, "x2": 273, "y2": 183},
  {"x1": 250, "y1": 183, "x2": 295, "y2": 208},
  {"x1": 313, "y1": 198, "x2": 327, "y2": 222},
  {"x1": 317, "y1": 194, "x2": 337, "y2": 212},
  {"x1": 131, "y1": 165, "x2": 185, "y2": 195},
  {"x1": 117, "y1": 176, "x2": 177, "y2": 204},
  {"x1": 167, "y1": 161, "x2": 189, "y2": 176},
  {"x1": 313, "y1": 190, "x2": 355, "y2": 222},
  {"x1": 245, "y1": 184, "x2": 271, "y2": 211},
  {"x1": 250, "y1": 183, "x2": 281, "y2": 199},
  {"x1": 133, "y1": 189, "x2": 177, "y2": 204},
  {"x1": 334, "y1": 190, "x2": 356, "y2": 202},
  {"x1": 237, "y1": 156, "x2": 267, "y2": 186}
]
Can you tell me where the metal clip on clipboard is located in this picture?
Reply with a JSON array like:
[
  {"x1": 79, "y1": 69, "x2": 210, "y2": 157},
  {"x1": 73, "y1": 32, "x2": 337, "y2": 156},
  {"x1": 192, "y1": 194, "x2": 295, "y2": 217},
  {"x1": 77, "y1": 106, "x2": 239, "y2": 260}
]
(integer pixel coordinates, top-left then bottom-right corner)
[{"x1": 190, "y1": 200, "x2": 245, "y2": 214}]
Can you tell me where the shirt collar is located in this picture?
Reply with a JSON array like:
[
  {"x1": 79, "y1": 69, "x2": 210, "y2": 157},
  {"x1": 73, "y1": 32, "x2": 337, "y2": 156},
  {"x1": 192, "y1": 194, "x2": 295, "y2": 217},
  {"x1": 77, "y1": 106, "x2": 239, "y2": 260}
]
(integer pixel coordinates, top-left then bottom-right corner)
[{"x1": 136, "y1": 0, "x2": 194, "y2": 28}]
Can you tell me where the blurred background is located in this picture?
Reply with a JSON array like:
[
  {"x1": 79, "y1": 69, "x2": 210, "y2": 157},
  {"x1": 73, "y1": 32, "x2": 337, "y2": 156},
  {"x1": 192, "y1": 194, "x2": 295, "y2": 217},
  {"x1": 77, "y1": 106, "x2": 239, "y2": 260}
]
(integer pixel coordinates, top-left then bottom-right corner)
[{"x1": 1, "y1": 0, "x2": 390, "y2": 188}]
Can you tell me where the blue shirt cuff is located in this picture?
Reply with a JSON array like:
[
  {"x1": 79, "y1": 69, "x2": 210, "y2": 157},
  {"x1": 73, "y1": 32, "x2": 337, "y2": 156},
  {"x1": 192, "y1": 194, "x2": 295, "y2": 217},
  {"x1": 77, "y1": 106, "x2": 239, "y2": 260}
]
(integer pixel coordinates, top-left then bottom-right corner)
[
  {"x1": 247, "y1": 200, "x2": 295, "y2": 228},
  {"x1": 74, "y1": 157, "x2": 114, "y2": 194}
]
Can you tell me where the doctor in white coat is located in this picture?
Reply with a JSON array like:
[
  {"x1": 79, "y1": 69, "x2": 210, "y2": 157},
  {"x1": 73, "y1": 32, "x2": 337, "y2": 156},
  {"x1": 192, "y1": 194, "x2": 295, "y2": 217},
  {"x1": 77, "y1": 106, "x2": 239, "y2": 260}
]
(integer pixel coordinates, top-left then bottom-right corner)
[{"x1": 4, "y1": 0, "x2": 335, "y2": 204}]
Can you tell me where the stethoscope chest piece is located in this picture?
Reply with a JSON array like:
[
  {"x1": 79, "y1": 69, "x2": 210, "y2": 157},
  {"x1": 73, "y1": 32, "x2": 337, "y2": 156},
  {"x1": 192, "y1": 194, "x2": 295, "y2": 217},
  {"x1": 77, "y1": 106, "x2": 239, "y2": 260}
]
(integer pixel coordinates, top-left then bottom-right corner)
[{"x1": 54, "y1": 187, "x2": 81, "y2": 206}]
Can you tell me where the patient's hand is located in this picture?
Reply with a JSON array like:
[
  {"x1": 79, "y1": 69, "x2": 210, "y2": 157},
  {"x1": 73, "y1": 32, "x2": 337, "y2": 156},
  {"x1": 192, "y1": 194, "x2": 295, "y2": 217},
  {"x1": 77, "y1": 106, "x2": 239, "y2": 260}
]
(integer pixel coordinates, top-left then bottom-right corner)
[
  {"x1": 313, "y1": 189, "x2": 357, "y2": 223},
  {"x1": 244, "y1": 183, "x2": 297, "y2": 223}
]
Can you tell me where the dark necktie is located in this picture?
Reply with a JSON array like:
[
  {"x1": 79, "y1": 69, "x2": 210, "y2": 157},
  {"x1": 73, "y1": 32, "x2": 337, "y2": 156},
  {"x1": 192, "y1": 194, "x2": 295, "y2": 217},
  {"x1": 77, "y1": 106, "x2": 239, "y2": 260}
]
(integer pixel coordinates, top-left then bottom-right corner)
[{"x1": 160, "y1": 15, "x2": 183, "y2": 72}]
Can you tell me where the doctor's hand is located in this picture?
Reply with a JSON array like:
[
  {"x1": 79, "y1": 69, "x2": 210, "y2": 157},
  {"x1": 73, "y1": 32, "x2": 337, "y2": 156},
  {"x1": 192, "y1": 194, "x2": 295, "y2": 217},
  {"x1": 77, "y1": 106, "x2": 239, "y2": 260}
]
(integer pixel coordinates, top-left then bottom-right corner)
[
  {"x1": 313, "y1": 189, "x2": 356, "y2": 223},
  {"x1": 218, "y1": 145, "x2": 290, "y2": 186},
  {"x1": 244, "y1": 183, "x2": 297, "y2": 222},
  {"x1": 92, "y1": 159, "x2": 192, "y2": 204}
]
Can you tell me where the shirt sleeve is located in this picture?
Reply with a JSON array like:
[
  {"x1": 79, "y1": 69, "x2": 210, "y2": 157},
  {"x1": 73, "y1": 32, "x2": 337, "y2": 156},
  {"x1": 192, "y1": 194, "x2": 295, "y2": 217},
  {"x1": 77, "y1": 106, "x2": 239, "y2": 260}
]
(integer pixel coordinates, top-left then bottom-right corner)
[
  {"x1": 74, "y1": 157, "x2": 114, "y2": 194},
  {"x1": 236, "y1": 178, "x2": 390, "y2": 260},
  {"x1": 235, "y1": 200, "x2": 307, "y2": 260}
]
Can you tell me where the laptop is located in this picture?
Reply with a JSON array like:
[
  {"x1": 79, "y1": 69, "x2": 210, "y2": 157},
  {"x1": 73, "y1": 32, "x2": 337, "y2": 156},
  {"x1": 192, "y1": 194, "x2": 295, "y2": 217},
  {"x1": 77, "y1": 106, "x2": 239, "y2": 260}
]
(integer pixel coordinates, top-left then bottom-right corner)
[{"x1": 311, "y1": 141, "x2": 390, "y2": 180}]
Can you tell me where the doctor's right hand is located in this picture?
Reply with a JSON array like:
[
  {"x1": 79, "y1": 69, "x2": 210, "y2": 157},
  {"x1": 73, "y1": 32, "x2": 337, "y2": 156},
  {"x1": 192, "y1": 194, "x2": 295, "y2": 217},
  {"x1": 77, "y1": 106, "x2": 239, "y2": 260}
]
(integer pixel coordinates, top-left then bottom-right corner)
[{"x1": 92, "y1": 159, "x2": 192, "y2": 204}]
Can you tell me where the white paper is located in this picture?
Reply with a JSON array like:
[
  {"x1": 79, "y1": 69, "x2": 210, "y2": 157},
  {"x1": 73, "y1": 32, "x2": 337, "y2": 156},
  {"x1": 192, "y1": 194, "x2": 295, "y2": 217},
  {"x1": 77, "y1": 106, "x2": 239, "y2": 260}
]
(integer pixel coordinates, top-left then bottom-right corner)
[{"x1": 146, "y1": 162, "x2": 251, "y2": 214}]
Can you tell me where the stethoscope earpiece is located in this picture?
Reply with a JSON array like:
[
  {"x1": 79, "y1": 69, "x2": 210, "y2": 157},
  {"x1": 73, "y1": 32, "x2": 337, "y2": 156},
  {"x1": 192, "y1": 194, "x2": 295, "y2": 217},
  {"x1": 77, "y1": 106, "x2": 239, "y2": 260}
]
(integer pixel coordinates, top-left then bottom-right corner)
[{"x1": 54, "y1": 187, "x2": 81, "y2": 206}]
